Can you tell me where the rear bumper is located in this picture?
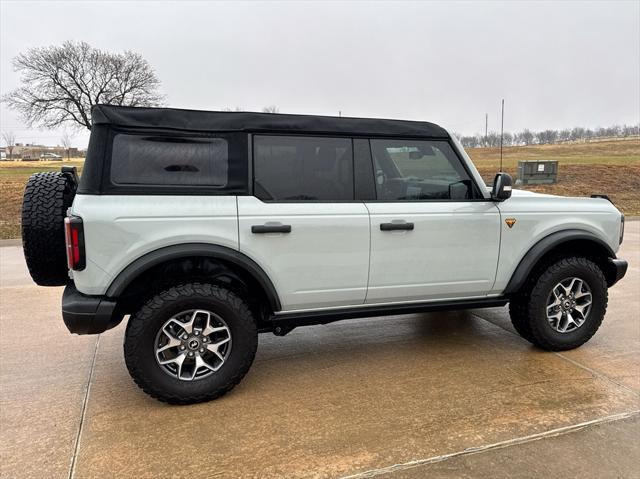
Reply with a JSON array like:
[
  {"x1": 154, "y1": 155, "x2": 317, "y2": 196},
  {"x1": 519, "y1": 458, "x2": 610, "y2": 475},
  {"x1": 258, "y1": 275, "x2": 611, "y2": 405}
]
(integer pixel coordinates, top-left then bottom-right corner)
[
  {"x1": 62, "y1": 284, "x2": 119, "y2": 334},
  {"x1": 608, "y1": 258, "x2": 628, "y2": 287}
]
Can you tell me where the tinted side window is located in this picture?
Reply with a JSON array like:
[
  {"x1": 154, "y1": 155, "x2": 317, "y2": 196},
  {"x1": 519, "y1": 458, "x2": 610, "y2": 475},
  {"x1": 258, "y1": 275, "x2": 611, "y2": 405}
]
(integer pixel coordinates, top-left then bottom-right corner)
[
  {"x1": 254, "y1": 136, "x2": 353, "y2": 201},
  {"x1": 111, "y1": 134, "x2": 228, "y2": 186},
  {"x1": 370, "y1": 139, "x2": 476, "y2": 200}
]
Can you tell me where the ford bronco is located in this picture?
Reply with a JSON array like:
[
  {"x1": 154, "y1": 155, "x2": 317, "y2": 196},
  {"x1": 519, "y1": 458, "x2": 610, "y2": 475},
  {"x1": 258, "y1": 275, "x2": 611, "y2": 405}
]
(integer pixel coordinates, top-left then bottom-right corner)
[{"x1": 21, "y1": 105, "x2": 627, "y2": 404}]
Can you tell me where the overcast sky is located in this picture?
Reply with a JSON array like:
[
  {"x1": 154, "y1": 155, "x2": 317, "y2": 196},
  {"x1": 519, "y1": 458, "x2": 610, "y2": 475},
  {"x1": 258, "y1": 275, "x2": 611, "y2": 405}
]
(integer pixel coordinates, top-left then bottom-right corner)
[{"x1": 1, "y1": 0, "x2": 639, "y2": 148}]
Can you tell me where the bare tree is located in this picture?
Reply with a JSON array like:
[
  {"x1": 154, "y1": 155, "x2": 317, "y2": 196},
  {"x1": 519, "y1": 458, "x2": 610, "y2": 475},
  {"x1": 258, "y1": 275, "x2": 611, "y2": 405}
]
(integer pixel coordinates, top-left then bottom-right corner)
[
  {"x1": 262, "y1": 105, "x2": 280, "y2": 113},
  {"x1": 570, "y1": 127, "x2": 585, "y2": 141},
  {"x1": 558, "y1": 128, "x2": 572, "y2": 142},
  {"x1": 485, "y1": 131, "x2": 501, "y2": 147},
  {"x1": 622, "y1": 124, "x2": 640, "y2": 137},
  {"x1": 1, "y1": 131, "x2": 16, "y2": 161},
  {"x1": 536, "y1": 129, "x2": 558, "y2": 145},
  {"x1": 518, "y1": 129, "x2": 534, "y2": 146},
  {"x1": 460, "y1": 135, "x2": 479, "y2": 148},
  {"x1": 2, "y1": 41, "x2": 164, "y2": 131},
  {"x1": 60, "y1": 132, "x2": 73, "y2": 160}
]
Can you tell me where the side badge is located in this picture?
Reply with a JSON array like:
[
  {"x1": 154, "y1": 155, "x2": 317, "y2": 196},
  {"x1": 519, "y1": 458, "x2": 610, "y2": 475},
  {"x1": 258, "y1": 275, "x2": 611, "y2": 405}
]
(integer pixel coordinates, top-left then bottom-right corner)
[{"x1": 505, "y1": 218, "x2": 517, "y2": 229}]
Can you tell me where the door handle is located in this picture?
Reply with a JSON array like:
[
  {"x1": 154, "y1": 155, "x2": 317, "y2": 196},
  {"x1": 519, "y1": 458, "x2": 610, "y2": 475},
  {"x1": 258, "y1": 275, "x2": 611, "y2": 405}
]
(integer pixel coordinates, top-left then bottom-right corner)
[
  {"x1": 251, "y1": 224, "x2": 292, "y2": 234},
  {"x1": 380, "y1": 221, "x2": 414, "y2": 231}
]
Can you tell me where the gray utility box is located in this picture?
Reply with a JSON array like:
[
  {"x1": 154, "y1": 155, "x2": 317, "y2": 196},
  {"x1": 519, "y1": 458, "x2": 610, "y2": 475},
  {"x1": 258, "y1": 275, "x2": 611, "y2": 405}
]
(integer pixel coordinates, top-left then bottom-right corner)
[{"x1": 516, "y1": 160, "x2": 558, "y2": 185}]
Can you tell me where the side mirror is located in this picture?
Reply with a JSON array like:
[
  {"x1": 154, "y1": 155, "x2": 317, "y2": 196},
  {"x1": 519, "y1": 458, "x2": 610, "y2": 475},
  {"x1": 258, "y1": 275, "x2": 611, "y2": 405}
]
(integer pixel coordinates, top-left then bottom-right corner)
[{"x1": 491, "y1": 173, "x2": 513, "y2": 201}]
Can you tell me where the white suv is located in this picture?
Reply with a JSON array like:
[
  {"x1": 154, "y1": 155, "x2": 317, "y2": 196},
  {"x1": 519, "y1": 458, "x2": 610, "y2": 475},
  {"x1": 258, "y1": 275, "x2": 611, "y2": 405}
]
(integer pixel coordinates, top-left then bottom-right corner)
[{"x1": 21, "y1": 105, "x2": 627, "y2": 404}]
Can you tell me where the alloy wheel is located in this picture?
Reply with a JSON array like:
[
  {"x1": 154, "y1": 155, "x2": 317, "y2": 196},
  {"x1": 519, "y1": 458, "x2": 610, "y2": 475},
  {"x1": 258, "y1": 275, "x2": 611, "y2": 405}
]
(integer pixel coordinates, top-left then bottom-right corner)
[
  {"x1": 546, "y1": 277, "x2": 593, "y2": 333},
  {"x1": 154, "y1": 309, "x2": 232, "y2": 381}
]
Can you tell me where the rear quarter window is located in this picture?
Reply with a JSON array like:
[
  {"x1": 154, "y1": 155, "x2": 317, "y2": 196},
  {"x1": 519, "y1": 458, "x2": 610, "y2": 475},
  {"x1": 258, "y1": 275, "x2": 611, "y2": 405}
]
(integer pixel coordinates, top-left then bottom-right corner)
[{"x1": 110, "y1": 134, "x2": 228, "y2": 187}]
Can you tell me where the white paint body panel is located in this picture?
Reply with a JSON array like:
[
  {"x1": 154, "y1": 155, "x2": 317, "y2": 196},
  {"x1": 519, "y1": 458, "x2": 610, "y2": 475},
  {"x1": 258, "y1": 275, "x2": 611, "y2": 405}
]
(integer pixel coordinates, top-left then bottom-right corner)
[
  {"x1": 237, "y1": 196, "x2": 369, "y2": 310},
  {"x1": 365, "y1": 201, "x2": 501, "y2": 303},
  {"x1": 70, "y1": 195, "x2": 238, "y2": 295},
  {"x1": 491, "y1": 190, "x2": 622, "y2": 293}
]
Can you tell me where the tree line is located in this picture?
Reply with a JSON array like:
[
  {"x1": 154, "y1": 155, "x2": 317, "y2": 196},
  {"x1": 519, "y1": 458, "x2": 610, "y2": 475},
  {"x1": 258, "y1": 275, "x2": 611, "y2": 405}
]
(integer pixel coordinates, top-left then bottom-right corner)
[{"x1": 456, "y1": 124, "x2": 639, "y2": 149}]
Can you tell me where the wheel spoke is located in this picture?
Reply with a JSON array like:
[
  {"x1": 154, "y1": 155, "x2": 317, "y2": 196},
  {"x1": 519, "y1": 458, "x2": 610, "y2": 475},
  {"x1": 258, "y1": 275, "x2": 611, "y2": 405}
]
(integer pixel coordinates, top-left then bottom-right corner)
[
  {"x1": 165, "y1": 318, "x2": 189, "y2": 337},
  {"x1": 195, "y1": 355, "x2": 215, "y2": 373},
  {"x1": 202, "y1": 312, "x2": 229, "y2": 336},
  {"x1": 548, "y1": 297, "x2": 561, "y2": 309},
  {"x1": 575, "y1": 290, "x2": 592, "y2": 300},
  {"x1": 181, "y1": 310, "x2": 197, "y2": 334},
  {"x1": 176, "y1": 354, "x2": 187, "y2": 379},
  {"x1": 573, "y1": 303, "x2": 590, "y2": 319},
  {"x1": 160, "y1": 324, "x2": 182, "y2": 343},
  {"x1": 552, "y1": 285, "x2": 565, "y2": 301},
  {"x1": 548, "y1": 310, "x2": 562, "y2": 324},
  {"x1": 157, "y1": 333, "x2": 181, "y2": 354},
  {"x1": 206, "y1": 343, "x2": 226, "y2": 362},
  {"x1": 212, "y1": 336, "x2": 231, "y2": 348},
  {"x1": 547, "y1": 305, "x2": 560, "y2": 317},
  {"x1": 158, "y1": 351, "x2": 186, "y2": 369},
  {"x1": 567, "y1": 278, "x2": 580, "y2": 295}
]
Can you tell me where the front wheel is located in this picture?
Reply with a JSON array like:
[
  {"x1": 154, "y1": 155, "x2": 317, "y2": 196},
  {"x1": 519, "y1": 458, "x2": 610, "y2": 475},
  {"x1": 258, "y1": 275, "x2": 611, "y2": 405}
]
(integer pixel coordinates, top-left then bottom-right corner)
[
  {"x1": 509, "y1": 257, "x2": 608, "y2": 351},
  {"x1": 124, "y1": 283, "x2": 257, "y2": 404}
]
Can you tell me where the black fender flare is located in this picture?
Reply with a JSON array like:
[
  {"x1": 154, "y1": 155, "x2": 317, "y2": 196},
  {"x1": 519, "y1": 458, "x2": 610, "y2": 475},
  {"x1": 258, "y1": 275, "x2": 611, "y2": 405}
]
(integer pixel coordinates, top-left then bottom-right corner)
[
  {"x1": 503, "y1": 229, "x2": 616, "y2": 295},
  {"x1": 105, "y1": 243, "x2": 282, "y2": 311}
]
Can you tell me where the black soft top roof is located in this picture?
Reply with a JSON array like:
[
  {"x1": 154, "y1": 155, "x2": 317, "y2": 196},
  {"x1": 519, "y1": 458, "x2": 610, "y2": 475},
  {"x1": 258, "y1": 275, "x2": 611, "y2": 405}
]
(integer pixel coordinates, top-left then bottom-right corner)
[{"x1": 91, "y1": 105, "x2": 449, "y2": 139}]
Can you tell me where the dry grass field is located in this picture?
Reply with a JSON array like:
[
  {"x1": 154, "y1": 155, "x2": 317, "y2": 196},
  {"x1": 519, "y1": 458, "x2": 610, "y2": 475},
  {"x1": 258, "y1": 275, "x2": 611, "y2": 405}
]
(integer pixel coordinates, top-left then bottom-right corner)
[
  {"x1": 468, "y1": 138, "x2": 640, "y2": 215},
  {"x1": 0, "y1": 159, "x2": 84, "y2": 239},
  {"x1": 0, "y1": 138, "x2": 638, "y2": 239}
]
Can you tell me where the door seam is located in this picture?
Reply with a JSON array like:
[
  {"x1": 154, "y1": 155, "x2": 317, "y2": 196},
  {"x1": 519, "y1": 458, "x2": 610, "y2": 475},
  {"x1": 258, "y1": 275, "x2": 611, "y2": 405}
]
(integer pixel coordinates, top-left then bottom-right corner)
[
  {"x1": 362, "y1": 201, "x2": 372, "y2": 304},
  {"x1": 235, "y1": 195, "x2": 240, "y2": 251},
  {"x1": 489, "y1": 203, "x2": 503, "y2": 292}
]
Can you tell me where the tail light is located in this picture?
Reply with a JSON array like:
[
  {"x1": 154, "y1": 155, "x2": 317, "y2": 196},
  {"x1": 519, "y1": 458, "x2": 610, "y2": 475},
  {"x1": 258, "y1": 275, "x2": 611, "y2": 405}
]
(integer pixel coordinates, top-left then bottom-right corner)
[{"x1": 64, "y1": 216, "x2": 86, "y2": 271}]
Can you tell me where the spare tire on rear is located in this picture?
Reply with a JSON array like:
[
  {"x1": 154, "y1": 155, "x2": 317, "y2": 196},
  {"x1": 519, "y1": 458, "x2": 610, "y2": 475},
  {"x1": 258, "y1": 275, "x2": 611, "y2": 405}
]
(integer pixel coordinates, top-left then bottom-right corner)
[{"x1": 22, "y1": 171, "x2": 77, "y2": 286}]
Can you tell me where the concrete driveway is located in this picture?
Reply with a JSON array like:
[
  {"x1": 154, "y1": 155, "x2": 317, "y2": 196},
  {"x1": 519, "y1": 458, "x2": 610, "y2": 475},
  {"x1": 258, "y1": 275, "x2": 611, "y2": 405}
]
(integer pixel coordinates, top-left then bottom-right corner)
[{"x1": 1, "y1": 223, "x2": 638, "y2": 479}]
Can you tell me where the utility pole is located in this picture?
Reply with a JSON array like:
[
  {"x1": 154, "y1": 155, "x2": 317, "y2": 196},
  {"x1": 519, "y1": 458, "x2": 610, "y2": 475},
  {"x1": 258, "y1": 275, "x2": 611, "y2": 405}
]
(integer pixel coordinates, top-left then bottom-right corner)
[
  {"x1": 500, "y1": 99, "x2": 504, "y2": 172},
  {"x1": 485, "y1": 113, "x2": 488, "y2": 147}
]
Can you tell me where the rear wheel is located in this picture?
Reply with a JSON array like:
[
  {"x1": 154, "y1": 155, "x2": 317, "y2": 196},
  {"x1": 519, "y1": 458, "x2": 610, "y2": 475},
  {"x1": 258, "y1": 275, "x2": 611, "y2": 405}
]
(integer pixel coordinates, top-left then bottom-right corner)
[
  {"x1": 124, "y1": 283, "x2": 257, "y2": 404},
  {"x1": 509, "y1": 257, "x2": 607, "y2": 351},
  {"x1": 21, "y1": 172, "x2": 76, "y2": 286}
]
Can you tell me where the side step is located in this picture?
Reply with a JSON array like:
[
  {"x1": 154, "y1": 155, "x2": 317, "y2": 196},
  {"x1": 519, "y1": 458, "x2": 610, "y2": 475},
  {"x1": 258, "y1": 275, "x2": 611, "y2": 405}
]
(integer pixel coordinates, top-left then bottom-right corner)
[{"x1": 264, "y1": 297, "x2": 508, "y2": 336}]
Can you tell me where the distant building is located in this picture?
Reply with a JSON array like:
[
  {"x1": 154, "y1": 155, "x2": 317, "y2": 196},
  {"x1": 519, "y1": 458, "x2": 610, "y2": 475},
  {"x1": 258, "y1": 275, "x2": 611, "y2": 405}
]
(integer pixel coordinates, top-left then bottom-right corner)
[{"x1": 13, "y1": 143, "x2": 82, "y2": 160}]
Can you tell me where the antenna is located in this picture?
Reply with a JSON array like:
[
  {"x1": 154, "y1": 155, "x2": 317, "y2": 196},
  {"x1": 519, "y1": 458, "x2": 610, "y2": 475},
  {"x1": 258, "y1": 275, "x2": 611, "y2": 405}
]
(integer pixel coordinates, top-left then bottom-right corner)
[
  {"x1": 485, "y1": 113, "x2": 488, "y2": 147},
  {"x1": 500, "y1": 99, "x2": 504, "y2": 172}
]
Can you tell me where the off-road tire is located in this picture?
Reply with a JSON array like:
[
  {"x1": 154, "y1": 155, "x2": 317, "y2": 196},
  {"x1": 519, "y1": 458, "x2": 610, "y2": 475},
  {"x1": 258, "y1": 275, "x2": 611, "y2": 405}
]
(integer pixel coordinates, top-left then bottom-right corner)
[
  {"x1": 508, "y1": 295, "x2": 534, "y2": 342},
  {"x1": 124, "y1": 283, "x2": 258, "y2": 404},
  {"x1": 21, "y1": 172, "x2": 77, "y2": 286},
  {"x1": 509, "y1": 257, "x2": 607, "y2": 351}
]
